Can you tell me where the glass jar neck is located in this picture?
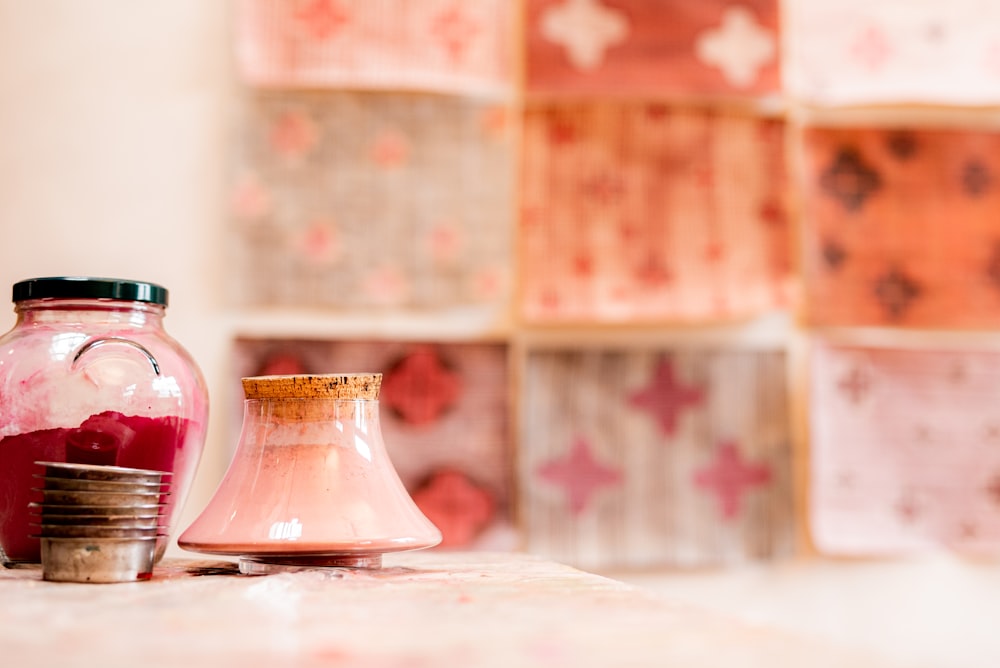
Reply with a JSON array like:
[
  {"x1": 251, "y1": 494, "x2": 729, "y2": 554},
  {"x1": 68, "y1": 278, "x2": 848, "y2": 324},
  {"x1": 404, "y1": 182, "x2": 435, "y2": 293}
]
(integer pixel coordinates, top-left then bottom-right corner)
[{"x1": 14, "y1": 298, "x2": 166, "y2": 328}]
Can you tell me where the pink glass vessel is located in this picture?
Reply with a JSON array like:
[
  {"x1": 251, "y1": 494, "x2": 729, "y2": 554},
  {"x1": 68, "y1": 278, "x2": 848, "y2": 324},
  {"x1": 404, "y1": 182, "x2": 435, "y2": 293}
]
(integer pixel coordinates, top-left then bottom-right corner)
[
  {"x1": 178, "y1": 373, "x2": 441, "y2": 569},
  {"x1": 0, "y1": 277, "x2": 209, "y2": 564}
]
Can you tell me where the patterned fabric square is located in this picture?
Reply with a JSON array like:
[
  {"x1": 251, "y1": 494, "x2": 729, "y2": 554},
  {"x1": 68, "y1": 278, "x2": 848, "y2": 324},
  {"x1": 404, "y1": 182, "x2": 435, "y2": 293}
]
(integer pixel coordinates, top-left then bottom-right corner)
[
  {"x1": 521, "y1": 347, "x2": 793, "y2": 570},
  {"x1": 525, "y1": 0, "x2": 781, "y2": 98},
  {"x1": 785, "y1": 0, "x2": 1000, "y2": 106},
  {"x1": 809, "y1": 340, "x2": 1000, "y2": 555},
  {"x1": 799, "y1": 125, "x2": 1000, "y2": 328},
  {"x1": 230, "y1": 91, "x2": 513, "y2": 310},
  {"x1": 520, "y1": 103, "x2": 790, "y2": 323},
  {"x1": 236, "y1": 0, "x2": 513, "y2": 96},
  {"x1": 233, "y1": 337, "x2": 515, "y2": 550}
]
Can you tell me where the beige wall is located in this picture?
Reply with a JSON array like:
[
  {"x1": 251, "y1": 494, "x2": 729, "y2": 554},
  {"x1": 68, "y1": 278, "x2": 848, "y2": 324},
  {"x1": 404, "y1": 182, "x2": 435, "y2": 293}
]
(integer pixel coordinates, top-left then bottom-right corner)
[{"x1": 0, "y1": 1, "x2": 239, "y2": 548}]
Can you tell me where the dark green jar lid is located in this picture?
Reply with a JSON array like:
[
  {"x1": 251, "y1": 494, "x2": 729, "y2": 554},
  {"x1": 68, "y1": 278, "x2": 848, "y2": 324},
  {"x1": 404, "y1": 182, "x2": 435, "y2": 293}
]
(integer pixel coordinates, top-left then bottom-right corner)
[{"x1": 12, "y1": 277, "x2": 169, "y2": 306}]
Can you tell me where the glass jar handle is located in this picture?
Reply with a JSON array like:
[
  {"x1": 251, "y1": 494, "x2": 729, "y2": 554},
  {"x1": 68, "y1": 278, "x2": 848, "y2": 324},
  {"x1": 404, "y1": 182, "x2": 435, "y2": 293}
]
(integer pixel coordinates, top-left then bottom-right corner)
[{"x1": 71, "y1": 336, "x2": 161, "y2": 376}]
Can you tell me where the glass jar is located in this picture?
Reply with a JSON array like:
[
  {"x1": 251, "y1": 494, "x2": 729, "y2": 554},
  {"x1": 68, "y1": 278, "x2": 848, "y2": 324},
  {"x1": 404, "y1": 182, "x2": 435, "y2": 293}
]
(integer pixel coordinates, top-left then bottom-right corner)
[
  {"x1": 178, "y1": 373, "x2": 440, "y2": 571},
  {"x1": 0, "y1": 277, "x2": 209, "y2": 564}
]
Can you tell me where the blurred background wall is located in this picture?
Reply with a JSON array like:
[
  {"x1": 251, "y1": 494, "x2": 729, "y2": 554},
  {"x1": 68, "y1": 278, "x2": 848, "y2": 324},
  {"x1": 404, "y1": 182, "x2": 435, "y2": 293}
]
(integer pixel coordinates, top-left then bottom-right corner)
[
  {"x1": 0, "y1": 1, "x2": 238, "y2": 530},
  {"x1": 4, "y1": 0, "x2": 1000, "y2": 579}
]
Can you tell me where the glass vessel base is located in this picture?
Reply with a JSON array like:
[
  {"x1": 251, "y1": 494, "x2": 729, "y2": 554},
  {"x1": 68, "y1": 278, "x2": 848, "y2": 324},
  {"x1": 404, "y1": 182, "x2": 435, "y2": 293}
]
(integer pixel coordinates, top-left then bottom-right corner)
[{"x1": 238, "y1": 553, "x2": 383, "y2": 575}]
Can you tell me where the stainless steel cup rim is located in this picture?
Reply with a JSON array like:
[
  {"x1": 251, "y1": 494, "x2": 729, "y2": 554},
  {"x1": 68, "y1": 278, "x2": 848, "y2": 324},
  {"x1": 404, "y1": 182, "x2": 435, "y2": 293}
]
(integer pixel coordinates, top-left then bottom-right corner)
[
  {"x1": 39, "y1": 536, "x2": 159, "y2": 543},
  {"x1": 28, "y1": 515, "x2": 167, "y2": 529},
  {"x1": 35, "y1": 461, "x2": 171, "y2": 481},
  {"x1": 34, "y1": 474, "x2": 169, "y2": 490},
  {"x1": 31, "y1": 513, "x2": 162, "y2": 523},
  {"x1": 28, "y1": 502, "x2": 167, "y2": 515},
  {"x1": 34, "y1": 488, "x2": 168, "y2": 499},
  {"x1": 33, "y1": 529, "x2": 165, "y2": 538}
]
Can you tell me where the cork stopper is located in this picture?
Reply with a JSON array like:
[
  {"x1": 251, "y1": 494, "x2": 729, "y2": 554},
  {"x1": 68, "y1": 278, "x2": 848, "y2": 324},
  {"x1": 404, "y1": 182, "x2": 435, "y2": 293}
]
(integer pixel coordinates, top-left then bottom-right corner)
[{"x1": 242, "y1": 374, "x2": 382, "y2": 401}]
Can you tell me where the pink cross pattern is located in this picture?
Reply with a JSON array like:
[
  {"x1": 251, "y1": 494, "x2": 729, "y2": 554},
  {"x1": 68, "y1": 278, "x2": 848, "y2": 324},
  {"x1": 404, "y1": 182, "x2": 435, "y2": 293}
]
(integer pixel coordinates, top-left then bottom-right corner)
[
  {"x1": 381, "y1": 346, "x2": 462, "y2": 426},
  {"x1": 851, "y1": 25, "x2": 891, "y2": 71},
  {"x1": 292, "y1": 0, "x2": 351, "y2": 41},
  {"x1": 431, "y1": 5, "x2": 480, "y2": 62},
  {"x1": 693, "y1": 441, "x2": 771, "y2": 520},
  {"x1": 838, "y1": 366, "x2": 871, "y2": 404},
  {"x1": 537, "y1": 436, "x2": 622, "y2": 514},
  {"x1": 628, "y1": 359, "x2": 705, "y2": 436}
]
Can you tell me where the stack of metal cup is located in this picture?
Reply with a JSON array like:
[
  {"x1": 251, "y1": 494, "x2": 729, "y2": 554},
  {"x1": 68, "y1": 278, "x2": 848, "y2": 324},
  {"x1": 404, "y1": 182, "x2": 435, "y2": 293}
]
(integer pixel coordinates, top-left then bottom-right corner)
[{"x1": 30, "y1": 461, "x2": 170, "y2": 583}]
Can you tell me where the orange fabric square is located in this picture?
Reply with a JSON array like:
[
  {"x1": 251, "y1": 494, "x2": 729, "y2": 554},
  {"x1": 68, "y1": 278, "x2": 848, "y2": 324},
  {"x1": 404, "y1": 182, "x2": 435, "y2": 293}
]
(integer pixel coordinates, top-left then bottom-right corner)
[
  {"x1": 519, "y1": 103, "x2": 790, "y2": 323},
  {"x1": 799, "y1": 125, "x2": 1000, "y2": 327}
]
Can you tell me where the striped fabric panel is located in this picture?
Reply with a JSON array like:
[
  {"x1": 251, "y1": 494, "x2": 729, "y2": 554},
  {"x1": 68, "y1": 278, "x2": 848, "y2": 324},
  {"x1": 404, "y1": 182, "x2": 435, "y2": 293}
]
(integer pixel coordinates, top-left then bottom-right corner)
[
  {"x1": 810, "y1": 340, "x2": 1000, "y2": 555},
  {"x1": 236, "y1": 0, "x2": 513, "y2": 96},
  {"x1": 521, "y1": 347, "x2": 792, "y2": 570},
  {"x1": 229, "y1": 91, "x2": 514, "y2": 310}
]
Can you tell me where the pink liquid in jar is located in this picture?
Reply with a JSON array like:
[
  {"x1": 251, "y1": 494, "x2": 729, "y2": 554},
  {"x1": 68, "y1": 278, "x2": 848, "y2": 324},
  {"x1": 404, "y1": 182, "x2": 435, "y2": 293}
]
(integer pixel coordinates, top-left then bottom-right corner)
[{"x1": 0, "y1": 411, "x2": 197, "y2": 563}]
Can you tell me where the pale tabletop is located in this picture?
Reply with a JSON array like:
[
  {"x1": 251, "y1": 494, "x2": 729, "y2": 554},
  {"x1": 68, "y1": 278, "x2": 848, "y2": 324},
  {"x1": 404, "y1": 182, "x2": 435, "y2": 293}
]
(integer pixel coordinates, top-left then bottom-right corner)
[{"x1": 0, "y1": 552, "x2": 900, "y2": 668}]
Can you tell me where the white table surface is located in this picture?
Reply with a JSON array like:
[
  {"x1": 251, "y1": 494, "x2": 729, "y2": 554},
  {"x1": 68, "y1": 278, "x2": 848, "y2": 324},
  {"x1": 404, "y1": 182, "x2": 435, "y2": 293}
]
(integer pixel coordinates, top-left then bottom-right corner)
[
  {"x1": 607, "y1": 554, "x2": 1000, "y2": 668},
  {"x1": 0, "y1": 551, "x2": 903, "y2": 668}
]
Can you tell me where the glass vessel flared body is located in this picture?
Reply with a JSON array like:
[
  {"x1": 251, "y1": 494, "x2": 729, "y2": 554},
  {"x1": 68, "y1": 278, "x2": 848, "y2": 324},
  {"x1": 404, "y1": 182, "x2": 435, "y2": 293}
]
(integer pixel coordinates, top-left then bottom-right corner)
[{"x1": 178, "y1": 374, "x2": 440, "y2": 568}]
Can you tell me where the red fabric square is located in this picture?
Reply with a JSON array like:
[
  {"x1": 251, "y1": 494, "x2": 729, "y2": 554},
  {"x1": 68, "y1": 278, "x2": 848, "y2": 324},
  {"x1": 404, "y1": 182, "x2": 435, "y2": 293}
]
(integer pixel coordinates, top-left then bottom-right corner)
[{"x1": 526, "y1": 0, "x2": 781, "y2": 98}]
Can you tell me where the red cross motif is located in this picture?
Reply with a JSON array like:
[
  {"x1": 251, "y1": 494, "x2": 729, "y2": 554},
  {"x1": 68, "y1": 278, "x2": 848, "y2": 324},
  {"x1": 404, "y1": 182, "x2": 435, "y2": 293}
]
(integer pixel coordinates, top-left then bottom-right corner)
[
  {"x1": 838, "y1": 366, "x2": 871, "y2": 404},
  {"x1": 693, "y1": 441, "x2": 771, "y2": 520},
  {"x1": 292, "y1": 0, "x2": 351, "y2": 41},
  {"x1": 381, "y1": 346, "x2": 462, "y2": 426},
  {"x1": 537, "y1": 436, "x2": 622, "y2": 515},
  {"x1": 628, "y1": 359, "x2": 704, "y2": 436},
  {"x1": 851, "y1": 25, "x2": 891, "y2": 71},
  {"x1": 986, "y1": 475, "x2": 1000, "y2": 506},
  {"x1": 431, "y1": 6, "x2": 480, "y2": 62},
  {"x1": 269, "y1": 110, "x2": 318, "y2": 160},
  {"x1": 369, "y1": 129, "x2": 410, "y2": 168},
  {"x1": 411, "y1": 469, "x2": 495, "y2": 547}
]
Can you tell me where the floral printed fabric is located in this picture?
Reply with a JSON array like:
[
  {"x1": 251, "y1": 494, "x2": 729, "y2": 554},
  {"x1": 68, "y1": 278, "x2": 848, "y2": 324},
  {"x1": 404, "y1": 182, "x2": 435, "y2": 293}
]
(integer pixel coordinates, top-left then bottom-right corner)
[
  {"x1": 521, "y1": 348, "x2": 792, "y2": 570},
  {"x1": 785, "y1": 0, "x2": 1000, "y2": 105},
  {"x1": 525, "y1": 0, "x2": 781, "y2": 99},
  {"x1": 810, "y1": 340, "x2": 1000, "y2": 555},
  {"x1": 230, "y1": 91, "x2": 513, "y2": 310},
  {"x1": 520, "y1": 103, "x2": 790, "y2": 323},
  {"x1": 233, "y1": 337, "x2": 516, "y2": 550},
  {"x1": 798, "y1": 124, "x2": 1000, "y2": 328},
  {"x1": 236, "y1": 0, "x2": 513, "y2": 96}
]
